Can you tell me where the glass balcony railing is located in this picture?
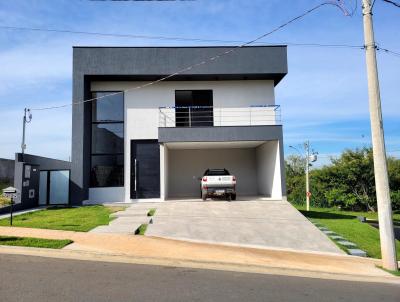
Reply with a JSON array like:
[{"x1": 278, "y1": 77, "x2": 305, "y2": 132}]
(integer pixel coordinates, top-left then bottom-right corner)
[{"x1": 159, "y1": 105, "x2": 281, "y2": 128}]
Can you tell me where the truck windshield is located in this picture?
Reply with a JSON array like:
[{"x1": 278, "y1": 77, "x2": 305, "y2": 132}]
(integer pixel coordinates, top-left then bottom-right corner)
[{"x1": 205, "y1": 169, "x2": 230, "y2": 176}]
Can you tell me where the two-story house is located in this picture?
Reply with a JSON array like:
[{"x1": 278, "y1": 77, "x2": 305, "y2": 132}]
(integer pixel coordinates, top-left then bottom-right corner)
[{"x1": 70, "y1": 46, "x2": 287, "y2": 205}]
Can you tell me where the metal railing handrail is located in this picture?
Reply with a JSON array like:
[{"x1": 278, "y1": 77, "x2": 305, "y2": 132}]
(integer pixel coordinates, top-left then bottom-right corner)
[
  {"x1": 159, "y1": 104, "x2": 280, "y2": 110},
  {"x1": 158, "y1": 105, "x2": 281, "y2": 127}
]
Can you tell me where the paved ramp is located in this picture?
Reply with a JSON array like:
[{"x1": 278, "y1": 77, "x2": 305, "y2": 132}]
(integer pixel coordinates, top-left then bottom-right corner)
[
  {"x1": 146, "y1": 199, "x2": 343, "y2": 254},
  {"x1": 90, "y1": 205, "x2": 153, "y2": 234}
]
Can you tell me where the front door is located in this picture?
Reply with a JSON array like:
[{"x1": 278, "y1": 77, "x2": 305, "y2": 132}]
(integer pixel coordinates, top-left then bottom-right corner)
[{"x1": 130, "y1": 140, "x2": 160, "y2": 199}]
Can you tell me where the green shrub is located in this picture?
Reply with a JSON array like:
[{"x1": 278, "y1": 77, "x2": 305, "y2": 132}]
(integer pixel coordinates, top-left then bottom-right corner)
[{"x1": 286, "y1": 148, "x2": 400, "y2": 212}]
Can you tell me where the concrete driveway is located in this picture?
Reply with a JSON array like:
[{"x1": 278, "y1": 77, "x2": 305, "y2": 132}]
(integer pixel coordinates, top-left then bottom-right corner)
[{"x1": 145, "y1": 198, "x2": 343, "y2": 254}]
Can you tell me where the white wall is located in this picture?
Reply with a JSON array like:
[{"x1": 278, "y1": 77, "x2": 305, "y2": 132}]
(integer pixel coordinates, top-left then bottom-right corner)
[
  {"x1": 167, "y1": 148, "x2": 258, "y2": 198},
  {"x1": 91, "y1": 80, "x2": 275, "y2": 201},
  {"x1": 256, "y1": 141, "x2": 282, "y2": 199},
  {"x1": 88, "y1": 187, "x2": 125, "y2": 203}
]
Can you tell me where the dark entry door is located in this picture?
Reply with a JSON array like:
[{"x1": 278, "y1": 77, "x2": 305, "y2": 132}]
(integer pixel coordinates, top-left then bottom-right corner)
[{"x1": 130, "y1": 140, "x2": 160, "y2": 199}]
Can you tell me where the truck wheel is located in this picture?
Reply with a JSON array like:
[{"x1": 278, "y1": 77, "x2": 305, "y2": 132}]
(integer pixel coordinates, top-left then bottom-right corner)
[
  {"x1": 227, "y1": 194, "x2": 231, "y2": 202},
  {"x1": 231, "y1": 194, "x2": 236, "y2": 201},
  {"x1": 202, "y1": 193, "x2": 207, "y2": 201}
]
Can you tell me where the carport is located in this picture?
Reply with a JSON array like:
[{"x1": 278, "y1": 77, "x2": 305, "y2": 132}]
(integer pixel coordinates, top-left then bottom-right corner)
[{"x1": 160, "y1": 140, "x2": 283, "y2": 200}]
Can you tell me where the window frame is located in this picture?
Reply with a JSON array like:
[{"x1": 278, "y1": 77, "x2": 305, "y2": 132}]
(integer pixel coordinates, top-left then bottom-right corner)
[{"x1": 90, "y1": 91, "x2": 125, "y2": 188}]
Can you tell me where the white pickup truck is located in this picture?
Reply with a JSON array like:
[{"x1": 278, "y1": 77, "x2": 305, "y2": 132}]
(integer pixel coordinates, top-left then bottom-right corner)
[{"x1": 200, "y1": 169, "x2": 236, "y2": 201}]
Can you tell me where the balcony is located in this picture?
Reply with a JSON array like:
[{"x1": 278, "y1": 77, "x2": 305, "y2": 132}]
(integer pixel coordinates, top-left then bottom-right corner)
[
  {"x1": 158, "y1": 105, "x2": 281, "y2": 128},
  {"x1": 158, "y1": 105, "x2": 283, "y2": 144}
]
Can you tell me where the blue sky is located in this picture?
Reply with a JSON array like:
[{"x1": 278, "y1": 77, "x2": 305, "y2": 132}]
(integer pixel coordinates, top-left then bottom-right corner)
[{"x1": 0, "y1": 0, "x2": 398, "y2": 165}]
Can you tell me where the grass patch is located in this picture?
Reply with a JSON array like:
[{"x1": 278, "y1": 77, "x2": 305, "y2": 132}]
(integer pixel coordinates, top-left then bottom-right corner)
[
  {"x1": 135, "y1": 224, "x2": 148, "y2": 235},
  {"x1": 295, "y1": 205, "x2": 400, "y2": 259},
  {"x1": 0, "y1": 205, "x2": 125, "y2": 232},
  {"x1": 0, "y1": 235, "x2": 72, "y2": 249},
  {"x1": 147, "y1": 208, "x2": 156, "y2": 217}
]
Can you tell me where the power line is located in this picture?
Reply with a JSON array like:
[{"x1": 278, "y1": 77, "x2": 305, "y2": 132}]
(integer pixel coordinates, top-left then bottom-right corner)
[
  {"x1": 381, "y1": 0, "x2": 400, "y2": 8},
  {"x1": 5, "y1": 24, "x2": 400, "y2": 56},
  {"x1": 0, "y1": 25, "x2": 247, "y2": 44},
  {"x1": 377, "y1": 47, "x2": 400, "y2": 58},
  {"x1": 31, "y1": 1, "x2": 350, "y2": 111},
  {"x1": 0, "y1": 25, "x2": 364, "y2": 49}
]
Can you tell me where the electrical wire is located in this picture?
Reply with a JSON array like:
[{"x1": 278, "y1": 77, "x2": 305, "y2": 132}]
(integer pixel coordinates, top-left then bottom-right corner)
[
  {"x1": 0, "y1": 25, "x2": 365, "y2": 49},
  {"x1": 30, "y1": 1, "x2": 350, "y2": 111},
  {"x1": 377, "y1": 47, "x2": 400, "y2": 58},
  {"x1": 381, "y1": 0, "x2": 400, "y2": 8}
]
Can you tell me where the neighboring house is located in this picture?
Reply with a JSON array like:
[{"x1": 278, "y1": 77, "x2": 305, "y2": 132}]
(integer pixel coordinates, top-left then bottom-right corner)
[
  {"x1": 71, "y1": 46, "x2": 287, "y2": 205},
  {"x1": 0, "y1": 158, "x2": 14, "y2": 184}
]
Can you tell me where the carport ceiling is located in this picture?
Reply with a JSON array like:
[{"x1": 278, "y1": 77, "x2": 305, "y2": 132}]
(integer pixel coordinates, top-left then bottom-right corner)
[{"x1": 165, "y1": 141, "x2": 265, "y2": 149}]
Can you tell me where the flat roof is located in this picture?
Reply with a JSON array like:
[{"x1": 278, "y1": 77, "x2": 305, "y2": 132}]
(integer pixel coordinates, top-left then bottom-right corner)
[{"x1": 73, "y1": 46, "x2": 288, "y2": 84}]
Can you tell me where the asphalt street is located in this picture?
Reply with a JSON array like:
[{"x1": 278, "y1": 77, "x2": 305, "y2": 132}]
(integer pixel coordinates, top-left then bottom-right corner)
[{"x1": 0, "y1": 253, "x2": 399, "y2": 302}]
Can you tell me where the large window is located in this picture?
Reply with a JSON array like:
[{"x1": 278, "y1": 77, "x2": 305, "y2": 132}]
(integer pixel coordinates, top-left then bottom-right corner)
[
  {"x1": 175, "y1": 90, "x2": 213, "y2": 127},
  {"x1": 90, "y1": 92, "x2": 124, "y2": 187}
]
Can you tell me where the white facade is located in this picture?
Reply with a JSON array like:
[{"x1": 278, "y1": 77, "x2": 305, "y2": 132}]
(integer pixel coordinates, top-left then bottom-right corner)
[{"x1": 88, "y1": 80, "x2": 282, "y2": 203}]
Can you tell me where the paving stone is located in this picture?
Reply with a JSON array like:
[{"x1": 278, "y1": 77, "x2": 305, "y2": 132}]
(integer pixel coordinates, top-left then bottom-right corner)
[
  {"x1": 322, "y1": 230, "x2": 336, "y2": 235},
  {"x1": 337, "y1": 240, "x2": 357, "y2": 247},
  {"x1": 318, "y1": 227, "x2": 329, "y2": 231},
  {"x1": 348, "y1": 249, "x2": 367, "y2": 257}
]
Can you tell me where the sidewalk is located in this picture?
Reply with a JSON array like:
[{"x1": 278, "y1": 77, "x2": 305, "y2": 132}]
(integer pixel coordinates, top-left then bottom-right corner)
[
  {"x1": 0, "y1": 226, "x2": 398, "y2": 284},
  {"x1": 0, "y1": 207, "x2": 43, "y2": 220}
]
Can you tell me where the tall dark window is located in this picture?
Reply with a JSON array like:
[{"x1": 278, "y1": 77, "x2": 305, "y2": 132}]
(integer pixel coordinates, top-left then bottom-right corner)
[
  {"x1": 90, "y1": 92, "x2": 124, "y2": 187},
  {"x1": 175, "y1": 90, "x2": 213, "y2": 127}
]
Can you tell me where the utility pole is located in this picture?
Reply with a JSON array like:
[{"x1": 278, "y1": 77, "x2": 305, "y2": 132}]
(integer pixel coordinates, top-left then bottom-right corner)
[
  {"x1": 305, "y1": 141, "x2": 310, "y2": 212},
  {"x1": 21, "y1": 108, "x2": 32, "y2": 155},
  {"x1": 290, "y1": 142, "x2": 317, "y2": 211},
  {"x1": 362, "y1": 0, "x2": 398, "y2": 271}
]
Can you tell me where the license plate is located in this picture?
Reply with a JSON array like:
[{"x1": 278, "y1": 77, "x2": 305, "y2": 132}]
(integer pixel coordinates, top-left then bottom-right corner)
[{"x1": 215, "y1": 190, "x2": 225, "y2": 194}]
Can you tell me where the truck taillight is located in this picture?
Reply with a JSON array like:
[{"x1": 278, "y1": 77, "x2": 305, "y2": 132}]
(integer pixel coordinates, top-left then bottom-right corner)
[
  {"x1": 202, "y1": 177, "x2": 207, "y2": 182},
  {"x1": 232, "y1": 176, "x2": 236, "y2": 182}
]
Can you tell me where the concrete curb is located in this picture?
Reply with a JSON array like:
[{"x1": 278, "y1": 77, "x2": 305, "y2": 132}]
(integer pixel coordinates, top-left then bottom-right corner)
[
  {"x1": 147, "y1": 235, "x2": 348, "y2": 257},
  {"x1": 0, "y1": 245, "x2": 399, "y2": 285}
]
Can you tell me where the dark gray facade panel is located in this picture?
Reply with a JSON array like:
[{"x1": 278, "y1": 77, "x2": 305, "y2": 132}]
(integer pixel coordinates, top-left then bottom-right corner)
[
  {"x1": 158, "y1": 125, "x2": 283, "y2": 143},
  {"x1": 15, "y1": 153, "x2": 71, "y2": 171},
  {"x1": 73, "y1": 46, "x2": 288, "y2": 83}
]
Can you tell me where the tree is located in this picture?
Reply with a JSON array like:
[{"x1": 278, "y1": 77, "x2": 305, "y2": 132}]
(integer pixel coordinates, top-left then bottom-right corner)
[
  {"x1": 285, "y1": 155, "x2": 306, "y2": 205},
  {"x1": 285, "y1": 147, "x2": 400, "y2": 211}
]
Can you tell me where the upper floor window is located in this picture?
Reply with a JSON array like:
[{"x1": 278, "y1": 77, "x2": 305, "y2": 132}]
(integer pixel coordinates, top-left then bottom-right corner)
[
  {"x1": 90, "y1": 92, "x2": 124, "y2": 188},
  {"x1": 175, "y1": 90, "x2": 213, "y2": 127},
  {"x1": 92, "y1": 92, "x2": 124, "y2": 122}
]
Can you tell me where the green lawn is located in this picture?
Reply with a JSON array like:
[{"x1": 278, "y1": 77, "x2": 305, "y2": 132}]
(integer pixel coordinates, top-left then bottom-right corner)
[
  {"x1": 147, "y1": 208, "x2": 156, "y2": 217},
  {"x1": 295, "y1": 205, "x2": 400, "y2": 259},
  {"x1": 0, "y1": 205, "x2": 125, "y2": 232},
  {"x1": 135, "y1": 223, "x2": 148, "y2": 235},
  {"x1": 0, "y1": 235, "x2": 72, "y2": 249}
]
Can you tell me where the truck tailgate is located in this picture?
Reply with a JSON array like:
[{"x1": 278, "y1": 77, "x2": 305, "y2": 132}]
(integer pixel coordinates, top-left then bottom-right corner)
[{"x1": 206, "y1": 176, "x2": 235, "y2": 187}]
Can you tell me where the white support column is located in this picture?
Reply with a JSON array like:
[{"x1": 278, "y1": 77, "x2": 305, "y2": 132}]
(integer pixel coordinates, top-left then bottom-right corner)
[{"x1": 160, "y1": 144, "x2": 168, "y2": 201}]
